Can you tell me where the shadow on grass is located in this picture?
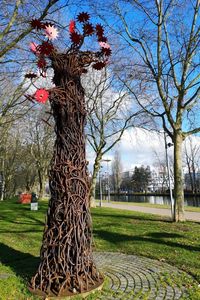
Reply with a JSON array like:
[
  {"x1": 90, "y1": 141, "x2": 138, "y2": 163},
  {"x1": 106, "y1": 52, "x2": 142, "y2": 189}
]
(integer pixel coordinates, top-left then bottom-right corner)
[
  {"x1": 0, "y1": 214, "x2": 45, "y2": 227},
  {"x1": 148, "y1": 232, "x2": 183, "y2": 238},
  {"x1": 93, "y1": 229, "x2": 200, "y2": 252},
  {"x1": 0, "y1": 213, "x2": 45, "y2": 233},
  {"x1": 0, "y1": 243, "x2": 39, "y2": 279},
  {"x1": 0, "y1": 202, "x2": 46, "y2": 229}
]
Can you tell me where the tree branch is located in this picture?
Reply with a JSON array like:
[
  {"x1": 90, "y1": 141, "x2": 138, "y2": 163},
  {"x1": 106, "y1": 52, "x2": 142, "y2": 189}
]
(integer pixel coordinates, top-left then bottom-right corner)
[
  {"x1": 183, "y1": 85, "x2": 200, "y2": 108},
  {"x1": 184, "y1": 126, "x2": 200, "y2": 138},
  {"x1": 0, "y1": 0, "x2": 59, "y2": 58},
  {"x1": 0, "y1": 0, "x2": 22, "y2": 41}
]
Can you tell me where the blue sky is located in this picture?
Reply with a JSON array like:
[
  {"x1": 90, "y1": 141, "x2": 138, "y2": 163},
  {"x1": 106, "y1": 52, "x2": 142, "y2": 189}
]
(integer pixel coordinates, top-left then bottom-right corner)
[
  {"x1": 35, "y1": 1, "x2": 200, "y2": 173},
  {"x1": 23, "y1": 1, "x2": 200, "y2": 175}
]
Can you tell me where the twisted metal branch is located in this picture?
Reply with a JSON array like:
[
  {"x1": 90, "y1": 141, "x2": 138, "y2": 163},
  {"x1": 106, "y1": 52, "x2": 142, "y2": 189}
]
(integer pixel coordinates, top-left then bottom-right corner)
[{"x1": 29, "y1": 53, "x2": 103, "y2": 297}]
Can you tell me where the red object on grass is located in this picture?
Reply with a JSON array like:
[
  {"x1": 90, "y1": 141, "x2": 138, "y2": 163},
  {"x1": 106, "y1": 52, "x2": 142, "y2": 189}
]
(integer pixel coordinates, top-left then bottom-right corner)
[{"x1": 19, "y1": 193, "x2": 32, "y2": 204}]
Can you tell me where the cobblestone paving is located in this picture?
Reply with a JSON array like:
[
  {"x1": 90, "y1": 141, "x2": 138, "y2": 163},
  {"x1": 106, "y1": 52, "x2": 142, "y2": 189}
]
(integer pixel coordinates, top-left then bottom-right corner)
[{"x1": 93, "y1": 252, "x2": 191, "y2": 300}]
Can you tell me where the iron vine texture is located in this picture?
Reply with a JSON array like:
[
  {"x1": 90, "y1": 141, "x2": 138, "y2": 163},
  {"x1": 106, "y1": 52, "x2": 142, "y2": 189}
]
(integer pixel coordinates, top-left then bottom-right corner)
[{"x1": 26, "y1": 13, "x2": 111, "y2": 298}]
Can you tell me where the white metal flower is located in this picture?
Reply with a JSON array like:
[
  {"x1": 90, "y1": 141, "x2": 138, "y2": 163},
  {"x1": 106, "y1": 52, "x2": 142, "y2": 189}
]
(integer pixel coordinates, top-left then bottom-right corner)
[{"x1": 44, "y1": 25, "x2": 59, "y2": 40}]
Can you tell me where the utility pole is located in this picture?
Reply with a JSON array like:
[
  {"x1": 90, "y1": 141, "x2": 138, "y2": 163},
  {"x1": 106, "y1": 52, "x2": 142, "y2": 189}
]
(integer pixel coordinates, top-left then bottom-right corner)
[
  {"x1": 164, "y1": 131, "x2": 175, "y2": 221},
  {"x1": 99, "y1": 167, "x2": 103, "y2": 207}
]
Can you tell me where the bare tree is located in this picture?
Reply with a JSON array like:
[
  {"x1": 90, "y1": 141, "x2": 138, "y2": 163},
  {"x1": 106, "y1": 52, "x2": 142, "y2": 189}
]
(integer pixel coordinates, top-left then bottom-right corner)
[
  {"x1": 0, "y1": 0, "x2": 62, "y2": 59},
  {"x1": 93, "y1": 0, "x2": 200, "y2": 221},
  {"x1": 184, "y1": 136, "x2": 200, "y2": 195},
  {"x1": 0, "y1": 78, "x2": 33, "y2": 125},
  {"x1": 111, "y1": 149, "x2": 123, "y2": 193},
  {"x1": 84, "y1": 68, "x2": 145, "y2": 206},
  {"x1": 153, "y1": 149, "x2": 174, "y2": 192},
  {"x1": 0, "y1": 106, "x2": 55, "y2": 199},
  {"x1": 24, "y1": 110, "x2": 54, "y2": 198},
  {"x1": 0, "y1": 1, "x2": 72, "y2": 198},
  {"x1": 0, "y1": 124, "x2": 34, "y2": 199},
  {"x1": 0, "y1": 124, "x2": 14, "y2": 199},
  {"x1": 0, "y1": 0, "x2": 72, "y2": 139},
  {"x1": 153, "y1": 151, "x2": 169, "y2": 192}
]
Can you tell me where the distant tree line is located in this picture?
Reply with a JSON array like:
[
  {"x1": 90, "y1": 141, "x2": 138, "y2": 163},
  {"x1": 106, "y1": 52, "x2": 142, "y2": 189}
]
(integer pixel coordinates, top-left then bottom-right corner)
[
  {"x1": 101, "y1": 147, "x2": 200, "y2": 196},
  {"x1": 111, "y1": 165, "x2": 152, "y2": 193}
]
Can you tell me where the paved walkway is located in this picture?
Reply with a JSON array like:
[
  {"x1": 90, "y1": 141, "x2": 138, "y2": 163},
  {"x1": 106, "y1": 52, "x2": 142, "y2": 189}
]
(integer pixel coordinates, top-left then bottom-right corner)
[
  {"x1": 94, "y1": 252, "x2": 193, "y2": 299},
  {"x1": 101, "y1": 202, "x2": 200, "y2": 222}
]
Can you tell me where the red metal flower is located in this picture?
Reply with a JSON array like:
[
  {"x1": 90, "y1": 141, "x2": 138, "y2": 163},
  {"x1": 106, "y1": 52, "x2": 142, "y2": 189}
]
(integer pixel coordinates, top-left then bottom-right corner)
[
  {"x1": 34, "y1": 89, "x2": 49, "y2": 103},
  {"x1": 96, "y1": 24, "x2": 104, "y2": 36},
  {"x1": 83, "y1": 23, "x2": 94, "y2": 36},
  {"x1": 70, "y1": 32, "x2": 82, "y2": 44},
  {"x1": 101, "y1": 48, "x2": 112, "y2": 56},
  {"x1": 30, "y1": 19, "x2": 43, "y2": 30},
  {"x1": 98, "y1": 36, "x2": 108, "y2": 43},
  {"x1": 37, "y1": 58, "x2": 47, "y2": 69},
  {"x1": 25, "y1": 73, "x2": 37, "y2": 79},
  {"x1": 77, "y1": 12, "x2": 90, "y2": 23},
  {"x1": 43, "y1": 22, "x2": 54, "y2": 28},
  {"x1": 38, "y1": 41, "x2": 54, "y2": 56},
  {"x1": 69, "y1": 20, "x2": 76, "y2": 33},
  {"x1": 81, "y1": 68, "x2": 88, "y2": 74},
  {"x1": 92, "y1": 61, "x2": 106, "y2": 70}
]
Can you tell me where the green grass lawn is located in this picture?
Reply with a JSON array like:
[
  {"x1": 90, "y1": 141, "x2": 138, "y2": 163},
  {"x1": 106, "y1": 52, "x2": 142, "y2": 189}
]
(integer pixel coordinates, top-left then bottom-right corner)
[{"x1": 0, "y1": 198, "x2": 200, "y2": 299}]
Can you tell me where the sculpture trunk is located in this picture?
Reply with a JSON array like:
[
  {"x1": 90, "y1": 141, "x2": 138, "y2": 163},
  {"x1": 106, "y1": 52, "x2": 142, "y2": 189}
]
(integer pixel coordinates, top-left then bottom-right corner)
[{"x1": 30, "y1": 53, "x2": 103, "y2": 297}]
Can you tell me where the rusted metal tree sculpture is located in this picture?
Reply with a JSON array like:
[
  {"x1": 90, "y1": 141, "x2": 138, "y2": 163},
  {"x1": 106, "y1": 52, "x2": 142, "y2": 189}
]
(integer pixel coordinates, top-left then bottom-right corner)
[{"x1": 25, "y1": 13, "x2": 111, "y2": 298}]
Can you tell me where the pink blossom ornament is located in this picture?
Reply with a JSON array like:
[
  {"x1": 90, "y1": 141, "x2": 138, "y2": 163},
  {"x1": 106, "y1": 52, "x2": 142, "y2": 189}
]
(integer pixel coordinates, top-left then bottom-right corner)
[
  {"x1": 99, "y1": 41, "x2": 110, "y2": 49},
  {"x1": 29, "y1": 42, "x2": 40, "y2": 55}
]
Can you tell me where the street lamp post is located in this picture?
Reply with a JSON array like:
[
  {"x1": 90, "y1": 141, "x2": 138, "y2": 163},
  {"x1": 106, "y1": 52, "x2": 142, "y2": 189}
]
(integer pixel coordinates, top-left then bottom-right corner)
[
  {"x1": 164, "y1": 131, "x2": 175, "y2": 221},
  {"x1": 99, "y1": 166, "x2": 103, "y2": 207},
  {"x1": 101, "y1": 159, "x2": 111, "y2": 202}
]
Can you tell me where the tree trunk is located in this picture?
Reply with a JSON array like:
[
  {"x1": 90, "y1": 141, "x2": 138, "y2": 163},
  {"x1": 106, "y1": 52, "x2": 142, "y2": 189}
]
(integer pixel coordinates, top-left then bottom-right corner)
[
  {"x1": 29, "y1": 53, "x2": 103, "y2": 297},
  {"x1": 174, "y1": 132, "x2": 185, "y2": 222},
  {"x1": 188, "y1": 164, "x2": 194, "y2": 192},
  {"x1": 90, "y1": 156, "x2": 101, "y2": 208},
  {"x1": 192, "y1": 161, "x2": 197, "y2": 196},
  {"x1": 38, "y1": 168, "x2": 44, "y2": 199}
]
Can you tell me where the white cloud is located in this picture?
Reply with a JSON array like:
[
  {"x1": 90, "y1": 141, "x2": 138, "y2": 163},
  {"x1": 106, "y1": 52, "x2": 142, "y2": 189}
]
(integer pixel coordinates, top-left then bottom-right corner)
[
  {"x1": 119, "y1": 128, "x2": 167, "y2": 170},
  {"x1": 86, "y1": 128, "x2": 167, "y2": 173},
  {"x1": 87, "y1": 127, "x2": 200, "y2": 174}
]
